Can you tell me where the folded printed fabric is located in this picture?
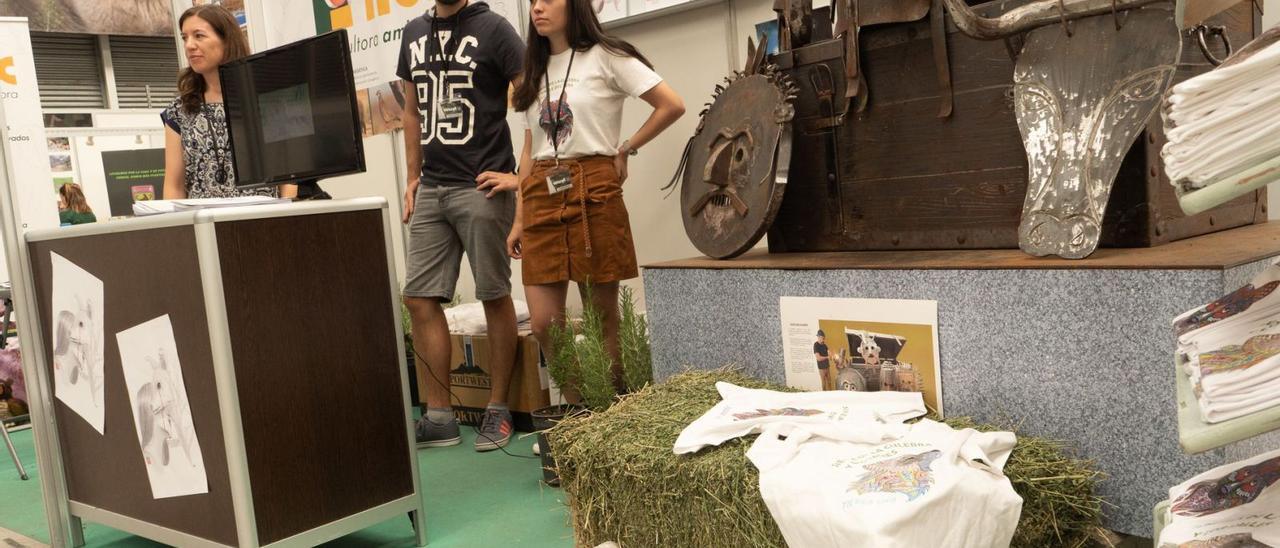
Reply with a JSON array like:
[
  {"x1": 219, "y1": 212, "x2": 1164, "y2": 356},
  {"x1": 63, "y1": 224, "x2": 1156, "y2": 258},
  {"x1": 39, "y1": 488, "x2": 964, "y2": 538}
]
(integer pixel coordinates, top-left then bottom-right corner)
[
  {"x1": 1174, "y1": 263, "x2": 1280, "y2": 344},
  {"x1": 1180, "y1": 308, "x2": 1280, "y2": 363},
  {"x1": 1199, "y1": 391, "x2": 1280, "y2": 424},
  {"x1": 1190, "y1": 332, "x2": 1280, "y2": 386},
  {"x1": 1174, "y1": 266, "x2": 1280, "y2": 423},
  {"x1": 1158, "y1": 518, "x2": 1280, "y2": 547},
  {"x1": 1201, "y1": 374, "x2": 1280, "y2": 404},
  {"x1": 1182, "y1": 327, "x2": 1280, "y2": 423},
  {"x1": 1179, "y1": 298, "x2": 1280, "y2": 358},
  {"x1": 1160, "y1": 448, "x2": 1280, "y2": 547},
  {"x1": 672, "y1": 382, "x2": 926, "y2": 454},
  {"x1": 747, "y1": 419, "x2": 1022, "y2": 548},
  {"x1": 1197, "y1": 353, "x2": 1280, "y2": 397}
]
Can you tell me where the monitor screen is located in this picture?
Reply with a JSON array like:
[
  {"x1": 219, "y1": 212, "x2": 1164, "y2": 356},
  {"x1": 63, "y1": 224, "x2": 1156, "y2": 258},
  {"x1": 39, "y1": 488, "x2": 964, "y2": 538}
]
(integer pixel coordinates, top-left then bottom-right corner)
[{"x1": 221, "y1": 30, "x2": 365, "y2": 189}]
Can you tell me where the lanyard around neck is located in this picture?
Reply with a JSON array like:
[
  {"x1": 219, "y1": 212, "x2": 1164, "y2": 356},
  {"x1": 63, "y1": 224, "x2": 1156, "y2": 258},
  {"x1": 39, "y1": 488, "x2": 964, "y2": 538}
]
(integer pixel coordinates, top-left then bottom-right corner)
[
  {"x1": 544, "y1": 49, "x2": 577, "y2": 162},
  {"x1": 430, "y1": 11, "x2": 465, "y2": 78}
]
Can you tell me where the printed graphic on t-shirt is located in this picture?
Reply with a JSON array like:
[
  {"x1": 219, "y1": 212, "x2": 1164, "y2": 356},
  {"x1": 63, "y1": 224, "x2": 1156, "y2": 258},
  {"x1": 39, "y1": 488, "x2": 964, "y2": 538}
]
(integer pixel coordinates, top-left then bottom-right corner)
[
  {"x1": 1172, "y1": 454, "x2": 1280, "y2": 518},
  {"x1": 408, "y1": 30, "x2": 480, "y2": 146},
  {"x1": 1160, "y1": 532, "x2": 1274, "y2": 548},
  {"x1": 1198, "y1": 335, "x2": 1280, "y2": 376},
  {"x1": 1177, "y1": 281, "x2": 1280, "y2": 336},
  {"x1": 847, "y1": 450, "x2": 941, "y2": 503},
  {"x1": 538, "y1": 97, "x2": 574, "y2": 148},
  {"x1": 731, "y1": 408, "x2": 823, "y2": 421}
]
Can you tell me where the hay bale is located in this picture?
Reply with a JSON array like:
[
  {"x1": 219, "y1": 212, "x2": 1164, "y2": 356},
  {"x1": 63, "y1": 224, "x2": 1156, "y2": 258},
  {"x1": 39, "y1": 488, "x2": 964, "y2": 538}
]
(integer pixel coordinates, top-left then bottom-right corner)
[{"x1": 547, "y1": 369, "x2": 1105, "y2": 548}]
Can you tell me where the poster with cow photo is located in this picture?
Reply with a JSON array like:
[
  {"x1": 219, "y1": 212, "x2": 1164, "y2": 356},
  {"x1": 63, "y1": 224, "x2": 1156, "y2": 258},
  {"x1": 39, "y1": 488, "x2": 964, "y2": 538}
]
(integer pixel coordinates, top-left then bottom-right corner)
[{"x1": 780, "y1": 296, "x2": 942, "y2": 415}]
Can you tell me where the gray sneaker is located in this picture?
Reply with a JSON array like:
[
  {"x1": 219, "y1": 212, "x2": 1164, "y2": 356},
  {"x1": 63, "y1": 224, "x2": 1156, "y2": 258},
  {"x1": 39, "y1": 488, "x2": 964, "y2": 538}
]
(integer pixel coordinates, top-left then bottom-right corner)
[
  {"x1": 475, "y1": 408, "x2": 512, "y2": 452},
  {"x1": 415, "y1": 415, "x2": 461, "y2": 448}
]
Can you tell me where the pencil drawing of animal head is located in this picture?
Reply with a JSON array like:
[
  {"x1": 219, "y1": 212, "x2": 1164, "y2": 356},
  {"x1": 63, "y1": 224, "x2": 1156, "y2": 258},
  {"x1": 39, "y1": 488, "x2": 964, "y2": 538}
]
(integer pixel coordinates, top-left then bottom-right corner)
[{"x1": 138, "y1": 347, "x2": 198, "y2": 468}]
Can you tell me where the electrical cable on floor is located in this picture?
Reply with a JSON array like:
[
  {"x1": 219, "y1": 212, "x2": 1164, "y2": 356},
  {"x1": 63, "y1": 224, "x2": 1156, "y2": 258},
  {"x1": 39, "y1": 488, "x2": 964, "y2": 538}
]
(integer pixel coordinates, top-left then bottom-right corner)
[{"x1": 411, "y1": 343, "x2": 541, "y2": 461}]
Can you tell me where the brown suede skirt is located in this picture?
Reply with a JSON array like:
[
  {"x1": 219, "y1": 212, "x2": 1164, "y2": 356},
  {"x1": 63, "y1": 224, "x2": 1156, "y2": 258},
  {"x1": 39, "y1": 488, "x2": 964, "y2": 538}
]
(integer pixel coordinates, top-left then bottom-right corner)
[{"x1": 520, "y1": 155, "x2": 638, "y2": 286}]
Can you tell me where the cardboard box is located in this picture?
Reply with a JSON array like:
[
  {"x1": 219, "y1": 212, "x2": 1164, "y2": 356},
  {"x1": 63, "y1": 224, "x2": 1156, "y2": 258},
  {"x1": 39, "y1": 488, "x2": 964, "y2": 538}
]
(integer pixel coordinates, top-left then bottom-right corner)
[{"x1": 415, "y1": 331, "x2": 550, "y2": 432}]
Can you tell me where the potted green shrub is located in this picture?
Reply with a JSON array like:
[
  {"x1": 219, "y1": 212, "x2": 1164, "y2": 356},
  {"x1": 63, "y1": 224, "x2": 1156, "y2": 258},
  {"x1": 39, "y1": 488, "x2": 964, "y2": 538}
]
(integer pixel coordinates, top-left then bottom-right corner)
[{"x1": 534, "y1": 285, "x2": 652, "y2": 486}]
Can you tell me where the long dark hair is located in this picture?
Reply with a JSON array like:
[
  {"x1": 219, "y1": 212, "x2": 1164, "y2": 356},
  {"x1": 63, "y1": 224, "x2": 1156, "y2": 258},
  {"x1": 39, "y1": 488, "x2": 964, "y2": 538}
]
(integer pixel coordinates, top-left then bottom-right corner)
[
  {"x1": 512, "y1": 0, "x2": 654, "y2": 112},
  {"x1": 176, "y1": 5, "x2": 250, "y2": 114}
]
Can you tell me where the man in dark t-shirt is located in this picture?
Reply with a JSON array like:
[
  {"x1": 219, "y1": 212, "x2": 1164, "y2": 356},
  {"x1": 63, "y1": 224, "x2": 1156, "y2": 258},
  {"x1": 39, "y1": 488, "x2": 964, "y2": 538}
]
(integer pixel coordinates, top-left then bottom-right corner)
[
  {"x1": 814, "y1": 330, "x2": 831, "y2": 391},
  {"x1": 397, "y1": 0, "x2": 525, "y2": 452}
]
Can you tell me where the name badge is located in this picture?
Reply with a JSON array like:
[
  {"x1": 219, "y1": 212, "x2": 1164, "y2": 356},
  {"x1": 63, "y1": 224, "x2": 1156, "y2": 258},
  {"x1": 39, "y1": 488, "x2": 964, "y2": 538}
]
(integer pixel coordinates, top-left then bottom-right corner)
[
  {"x1": 547, "y1": 166, "x2": 573, "y2": 194},
  {"x1": 439, "y1": 93, "x2": 464, "y2": 119}
]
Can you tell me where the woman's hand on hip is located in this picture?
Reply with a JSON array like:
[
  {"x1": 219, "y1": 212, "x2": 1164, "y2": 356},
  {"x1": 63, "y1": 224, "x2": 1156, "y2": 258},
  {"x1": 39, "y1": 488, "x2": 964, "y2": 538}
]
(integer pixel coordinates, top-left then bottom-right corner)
[
  {"x1": 614, "y1": 151, "x2": 629, "y2": 185},
  {"x1": 506, "y1": 224, "x2": 524, "y2": 260},
  {"x1": 477, "y1": 171, "x2": 520, "y2": 198}
]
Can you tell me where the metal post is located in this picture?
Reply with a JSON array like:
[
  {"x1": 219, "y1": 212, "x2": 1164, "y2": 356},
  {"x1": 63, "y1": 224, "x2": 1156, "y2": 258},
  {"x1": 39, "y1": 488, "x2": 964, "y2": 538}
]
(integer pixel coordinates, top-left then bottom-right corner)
[
  {"x1": 0, "y1": 62, "x2": 77, "y2": 548},
  {"x1": 242, "y1": 0, "x2": 271, "y2": 54},
  {"x1": 725, "y1": 0, "x2": 740, "y2": 71},
  {"x1": 170, "y1": 0, "x2": 193, "y2": 70}
]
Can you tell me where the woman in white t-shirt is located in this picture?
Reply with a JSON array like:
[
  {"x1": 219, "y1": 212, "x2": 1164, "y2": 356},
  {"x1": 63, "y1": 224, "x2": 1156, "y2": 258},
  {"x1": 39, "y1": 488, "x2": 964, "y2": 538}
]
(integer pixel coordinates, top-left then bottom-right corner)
[{"x1": 495, "y1": 0, "x2": 684, "y2": 393}]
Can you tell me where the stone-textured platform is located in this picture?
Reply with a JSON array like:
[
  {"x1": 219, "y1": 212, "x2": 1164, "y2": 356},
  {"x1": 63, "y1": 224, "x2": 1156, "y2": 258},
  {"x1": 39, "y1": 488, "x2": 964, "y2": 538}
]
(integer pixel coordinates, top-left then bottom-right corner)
[{"x1": 642, "y1": 223, "x2": 1280, "y2": 537}]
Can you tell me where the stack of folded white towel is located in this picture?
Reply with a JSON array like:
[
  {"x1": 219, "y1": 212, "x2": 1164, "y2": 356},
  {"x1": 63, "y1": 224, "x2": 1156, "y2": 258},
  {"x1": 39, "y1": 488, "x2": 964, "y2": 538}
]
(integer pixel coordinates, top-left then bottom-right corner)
[{"x1": 1162, "y1": 26, "x2": 1280, "y2": 198}]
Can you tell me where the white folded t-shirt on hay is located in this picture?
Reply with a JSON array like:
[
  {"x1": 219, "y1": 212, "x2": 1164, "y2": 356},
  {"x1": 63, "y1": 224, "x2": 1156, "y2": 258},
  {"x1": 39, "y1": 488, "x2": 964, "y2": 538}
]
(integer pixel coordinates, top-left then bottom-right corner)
[
  {"x1": 674, "y1": 384, "x2": 1022, "y2": 547},
  {"x1": 673, "y1": 382, "x2": 926, "y2": 454},
  {"x1": 749, "y1": 419, "x2": 1022, "y2": 548}
]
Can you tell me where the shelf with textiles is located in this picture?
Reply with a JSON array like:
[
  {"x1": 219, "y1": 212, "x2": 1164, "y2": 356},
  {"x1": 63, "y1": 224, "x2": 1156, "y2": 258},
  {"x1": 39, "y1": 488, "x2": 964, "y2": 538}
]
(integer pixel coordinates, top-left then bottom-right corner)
[
  {"x1": 1155, "y1": 356, "x2": 1280, "y2": 544},
  {"x1": 1176, "y1": 156, "x2": 1280, "y2": 217},
  {"x1": 1174, "y1": 354, "x2": 1280, "y2": 455},
  {"x1": 1154, "y1": 3, "x2": 1280, "y2": 544},
  {"x1": 1154, "y1": 500, "x2": 1171, "y2": 544}
]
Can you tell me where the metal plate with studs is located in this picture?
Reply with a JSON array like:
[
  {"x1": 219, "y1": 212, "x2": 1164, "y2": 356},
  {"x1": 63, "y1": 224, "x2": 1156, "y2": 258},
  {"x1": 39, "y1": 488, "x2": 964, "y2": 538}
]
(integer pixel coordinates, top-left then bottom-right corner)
[{"x1": 679, "y1": 41, "x2": 798, "y2": 260}]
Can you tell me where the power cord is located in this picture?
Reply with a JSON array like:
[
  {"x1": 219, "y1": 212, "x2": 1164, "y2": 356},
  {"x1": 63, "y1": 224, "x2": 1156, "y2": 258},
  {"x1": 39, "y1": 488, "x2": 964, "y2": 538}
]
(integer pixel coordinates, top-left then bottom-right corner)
[{"x1": 411, "y1": 342, "x2": 541, "y2": 461}]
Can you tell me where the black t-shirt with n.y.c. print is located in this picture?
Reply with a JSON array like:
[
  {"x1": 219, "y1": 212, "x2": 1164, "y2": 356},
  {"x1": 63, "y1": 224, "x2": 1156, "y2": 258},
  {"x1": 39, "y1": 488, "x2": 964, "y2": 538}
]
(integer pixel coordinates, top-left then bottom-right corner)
[{"x1": 396, "y1": 1, "x2": 524, "y2": 187}]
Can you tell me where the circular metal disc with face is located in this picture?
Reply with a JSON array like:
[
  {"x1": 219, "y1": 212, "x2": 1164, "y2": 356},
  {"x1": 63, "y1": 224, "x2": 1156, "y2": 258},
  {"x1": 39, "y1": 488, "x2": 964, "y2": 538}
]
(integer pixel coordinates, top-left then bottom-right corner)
[{"x1": 680, "y1": 73, "x2": 793, "y2": 259}]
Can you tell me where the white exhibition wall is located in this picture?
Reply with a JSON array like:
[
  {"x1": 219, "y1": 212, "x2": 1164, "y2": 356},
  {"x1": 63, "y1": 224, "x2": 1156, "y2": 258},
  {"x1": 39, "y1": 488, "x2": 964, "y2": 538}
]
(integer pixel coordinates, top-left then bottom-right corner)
[{"x1": 4, "y1": 0, "x2": 1278, "y2": 305}]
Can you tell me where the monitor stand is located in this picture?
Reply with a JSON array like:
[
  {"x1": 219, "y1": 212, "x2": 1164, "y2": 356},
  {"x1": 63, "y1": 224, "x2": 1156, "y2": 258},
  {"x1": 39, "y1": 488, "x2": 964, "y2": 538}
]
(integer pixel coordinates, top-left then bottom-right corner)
[{"x1": 295, "y1": 179, "x2": 332, "y2": 201}]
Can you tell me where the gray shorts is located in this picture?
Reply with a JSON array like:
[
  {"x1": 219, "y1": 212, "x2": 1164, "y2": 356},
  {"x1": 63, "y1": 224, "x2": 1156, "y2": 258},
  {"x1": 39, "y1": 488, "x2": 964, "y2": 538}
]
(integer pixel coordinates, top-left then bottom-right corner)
[{"x1": 404, "y1": 184, "x2": 515, "y2": 302}]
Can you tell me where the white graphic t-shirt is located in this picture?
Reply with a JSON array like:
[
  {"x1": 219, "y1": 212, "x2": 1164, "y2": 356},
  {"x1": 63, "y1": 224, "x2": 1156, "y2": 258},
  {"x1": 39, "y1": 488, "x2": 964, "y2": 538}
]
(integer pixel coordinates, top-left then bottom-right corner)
[
  {"x1": 1160, "y1": 447, "x2": 1280, "y2": 547},
  {"x1": 674, "y1": 385, "x2": 1021, "y2": 547},
  {"x1": 673, "y1": 382, "x2": 927, "y2": 454},
  {"x1": 747, "y1": 419, "x2": 1022, "y2": 548},
  {"x1": 521, "y1": 45, "x2": 662, "y2": 161}
]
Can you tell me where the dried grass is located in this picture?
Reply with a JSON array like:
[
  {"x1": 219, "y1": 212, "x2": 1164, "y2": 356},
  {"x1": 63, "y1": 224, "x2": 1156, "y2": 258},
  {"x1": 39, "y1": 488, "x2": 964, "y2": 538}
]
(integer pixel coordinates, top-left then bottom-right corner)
[{"x1": 547, "y1": 369, "x2": 1105, "y2": 548}]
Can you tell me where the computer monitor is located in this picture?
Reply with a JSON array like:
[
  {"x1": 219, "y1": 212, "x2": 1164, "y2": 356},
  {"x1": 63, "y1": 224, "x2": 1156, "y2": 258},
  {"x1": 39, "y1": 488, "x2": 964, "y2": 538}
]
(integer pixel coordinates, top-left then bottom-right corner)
[{"x1": 220, "y1": 30, "x2": 365, "y2": 194}]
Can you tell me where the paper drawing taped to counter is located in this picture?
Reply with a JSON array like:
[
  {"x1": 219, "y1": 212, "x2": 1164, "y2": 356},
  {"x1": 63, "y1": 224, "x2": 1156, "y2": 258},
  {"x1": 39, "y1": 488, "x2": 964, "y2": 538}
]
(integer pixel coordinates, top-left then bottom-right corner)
[
  {"x1": 118, "y1": 315, "x2": 208, "y2": 499},
  {"x1": 50, "y1": 252, "x2": 106, "y2": 434}
]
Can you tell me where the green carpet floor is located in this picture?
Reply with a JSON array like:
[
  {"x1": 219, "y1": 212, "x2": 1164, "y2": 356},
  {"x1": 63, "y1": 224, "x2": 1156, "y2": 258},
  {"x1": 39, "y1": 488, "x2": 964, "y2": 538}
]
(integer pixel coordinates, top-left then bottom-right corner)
[{"x1": 0, "y1": 425, "x2": 573, "y2": 547}]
